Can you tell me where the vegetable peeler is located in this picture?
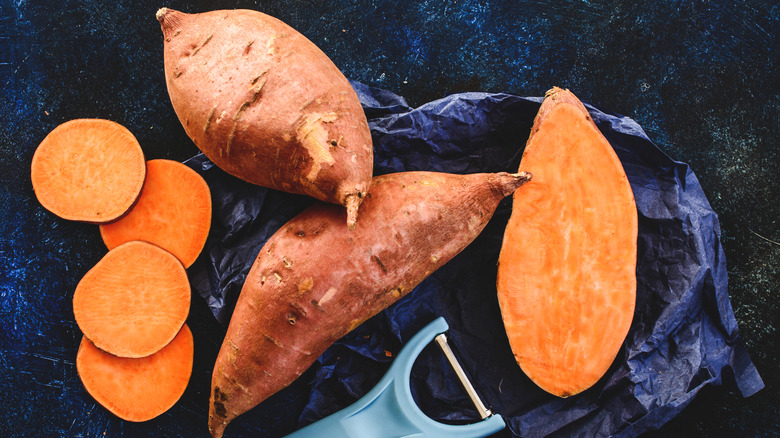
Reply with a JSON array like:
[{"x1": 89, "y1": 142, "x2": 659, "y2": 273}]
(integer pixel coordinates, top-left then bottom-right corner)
[{"x1": 285, "y1": 317, "x2": 505, "y2": 438}]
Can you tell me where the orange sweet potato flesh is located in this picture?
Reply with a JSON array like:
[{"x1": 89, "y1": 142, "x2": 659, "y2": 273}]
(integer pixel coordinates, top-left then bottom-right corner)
[
  {"x1": 99, "y1": 159, "x2": 212, "y2": 268},
  {"x1": 73, "y1": 240, "x2": 191, "y2": 358},
  {"x1": 77, "y1": 324, "x2": 194, "y2": 422},
  {"x1": 30, "y1": 119, "x2": 146, "y2": 223},
  {"x1": 496, "y1": 87, "x2": 637, "y2": 398},
  {"x1": 208, "y1": 170, "x2": 532, "y2": 437},
  {"x1": 157, "y1": 8, "x2": 373, "y2": 227}
]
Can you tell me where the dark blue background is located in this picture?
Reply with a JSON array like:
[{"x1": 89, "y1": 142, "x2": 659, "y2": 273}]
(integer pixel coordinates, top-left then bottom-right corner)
[{"x1": 1, "y1": 1, "x2": 777, "y2": 437}]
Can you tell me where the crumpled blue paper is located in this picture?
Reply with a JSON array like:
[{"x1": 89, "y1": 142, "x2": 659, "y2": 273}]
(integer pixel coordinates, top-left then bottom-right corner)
[{"x1": 185, "y1": 81, "x2": 763, "y2": 437}]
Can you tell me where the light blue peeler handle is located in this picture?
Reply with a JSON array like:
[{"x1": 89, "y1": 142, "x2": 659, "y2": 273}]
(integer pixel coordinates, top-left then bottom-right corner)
[{"x1": 285, "y1": 317, "x2": 505, "y2": 438}]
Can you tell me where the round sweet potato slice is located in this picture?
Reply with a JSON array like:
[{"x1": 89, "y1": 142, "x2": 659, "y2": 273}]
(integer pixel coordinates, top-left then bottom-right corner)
[
  {"x1": 30, "y1": 119, "x2": 146, "y2": 223},
  {"x1": 76, "y1": 324, "x2": 194, "y2": 422},
  {"x1": 99, "y1": 159, "x2": 212, "y2": 268},
  {"x1": 73, "y1": 240, "x2": 191, "y2": 358}
]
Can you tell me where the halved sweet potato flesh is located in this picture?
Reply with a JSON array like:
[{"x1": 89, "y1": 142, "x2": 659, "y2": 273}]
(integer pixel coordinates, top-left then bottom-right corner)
[
  {"x1": 73, "y1": 240, "x2": 191, "y2": 358},
  {"x1": 30, "y1": 119, "x2": 146, "y2": 223},
  {"x1": 76, "y1": 324, "x2": 194, "y2": 422},
  {"x1": 99, "y1": 159, "x2": 212, "y2": 268},
  {"x1": 497, "y1": 87, "x2": 637, "y2": 398}
]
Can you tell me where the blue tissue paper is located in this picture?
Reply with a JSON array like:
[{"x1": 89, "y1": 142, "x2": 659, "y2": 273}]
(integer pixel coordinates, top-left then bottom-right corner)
[{"x1": 186, "y1": 82, "x2": 763, "y2": 437}]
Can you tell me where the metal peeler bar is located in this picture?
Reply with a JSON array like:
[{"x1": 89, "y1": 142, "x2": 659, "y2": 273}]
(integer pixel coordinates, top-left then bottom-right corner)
[{"x1": 435, "y1": 333, "x2": 493, "y2": 420}]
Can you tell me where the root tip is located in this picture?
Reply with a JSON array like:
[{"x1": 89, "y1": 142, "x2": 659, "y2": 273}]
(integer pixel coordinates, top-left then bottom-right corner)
[
  {"x1": 156, "y1": 7, "x2": 169, "y2": 23},
  {"x1": 208, "y1": 419, "x2": 226, "y2": 438},
  {"x1": 494, "y1": 171, "x2": 533, "y2": 198},
  {"x1": 545, "y1": 86, "x2": 567, "y2": 98},
  {"x1": 514, "y1": 171, "x2": 533, "y2": 182}
]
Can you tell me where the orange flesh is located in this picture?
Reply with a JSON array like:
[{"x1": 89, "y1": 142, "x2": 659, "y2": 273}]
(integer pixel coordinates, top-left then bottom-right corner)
[
  {"x1": 76, "y1": 324, "x2": 194, "y2": 422},
  {"x1": 30, "y1": 119, "x2": 146, "y2": 223},
  {"x1": 73, "y1": 241, "x2": 191, "y2": 358},
  {"x1": 497, "y1": 89, "x2": 637, "y2": 398},
  {"x1": 99, "y1": 159, "x2": 212, "y2": 268}
]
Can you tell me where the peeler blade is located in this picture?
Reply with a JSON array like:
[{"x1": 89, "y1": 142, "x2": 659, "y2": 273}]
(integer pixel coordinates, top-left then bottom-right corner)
[{"x1": 435, "y1": 333, "x2": 493, "y2": 420}]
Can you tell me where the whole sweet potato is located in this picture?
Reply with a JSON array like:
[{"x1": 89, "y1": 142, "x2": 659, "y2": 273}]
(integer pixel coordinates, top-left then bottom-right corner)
[
  {"x1": 209, "y1": 170, "x2": 531, "y2": 437},
  {"x1": 157, "y1": 8, "x2": 373, "y2": 226}
]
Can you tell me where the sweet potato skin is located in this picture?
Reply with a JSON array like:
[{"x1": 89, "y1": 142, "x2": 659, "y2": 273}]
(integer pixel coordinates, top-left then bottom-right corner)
[
  {"x1": 497, "y1": 87, "x2": 637, "y2": 398},
  {"x1": 158, "y1": 8, "x2": 373, "y2": 225},
  {"x1": 208, "y1": 170, "x2": 531, "y2": 437}
]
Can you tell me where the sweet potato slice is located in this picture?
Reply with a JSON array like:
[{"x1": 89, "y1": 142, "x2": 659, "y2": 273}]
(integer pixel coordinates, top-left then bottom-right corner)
[
  {"x1": 99, "y1": 159, "x2": 212, "y2": 268},
  {"x1": 77, "y1": 324, "x2": 194, "y2": 422},
  {"x1": 30, "y1": 119, "x2": 146, "y2": 223},
  {"x1": 208, "y1": 170, "x2": 532, "y2": 438},
  {"x1": 496, "y1": 87, "x2": 637, "y2": 398},
  {"x1": 157, "y1": 8, "x2": 373, "y2": 227},
  {"x1": 73, "y1": 240, "x2": 191, "y2": 358}
]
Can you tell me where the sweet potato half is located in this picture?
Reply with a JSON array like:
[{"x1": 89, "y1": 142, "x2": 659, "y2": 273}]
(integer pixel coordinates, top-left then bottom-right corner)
[
  {"x1": 496, "y1": 88, "x2": 637, "y2": 398},
  {"x1": 157, "y1": 8, "x2": 373, "y2": 227},
  {"x1": 208, "y1": 170, "x2": 531, "y2": 437}
]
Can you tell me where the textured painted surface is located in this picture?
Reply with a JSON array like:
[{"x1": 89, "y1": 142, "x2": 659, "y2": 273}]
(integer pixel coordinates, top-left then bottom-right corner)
[{"x1": 1, "y1": 0, "x2": 777, "y2": 437}]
